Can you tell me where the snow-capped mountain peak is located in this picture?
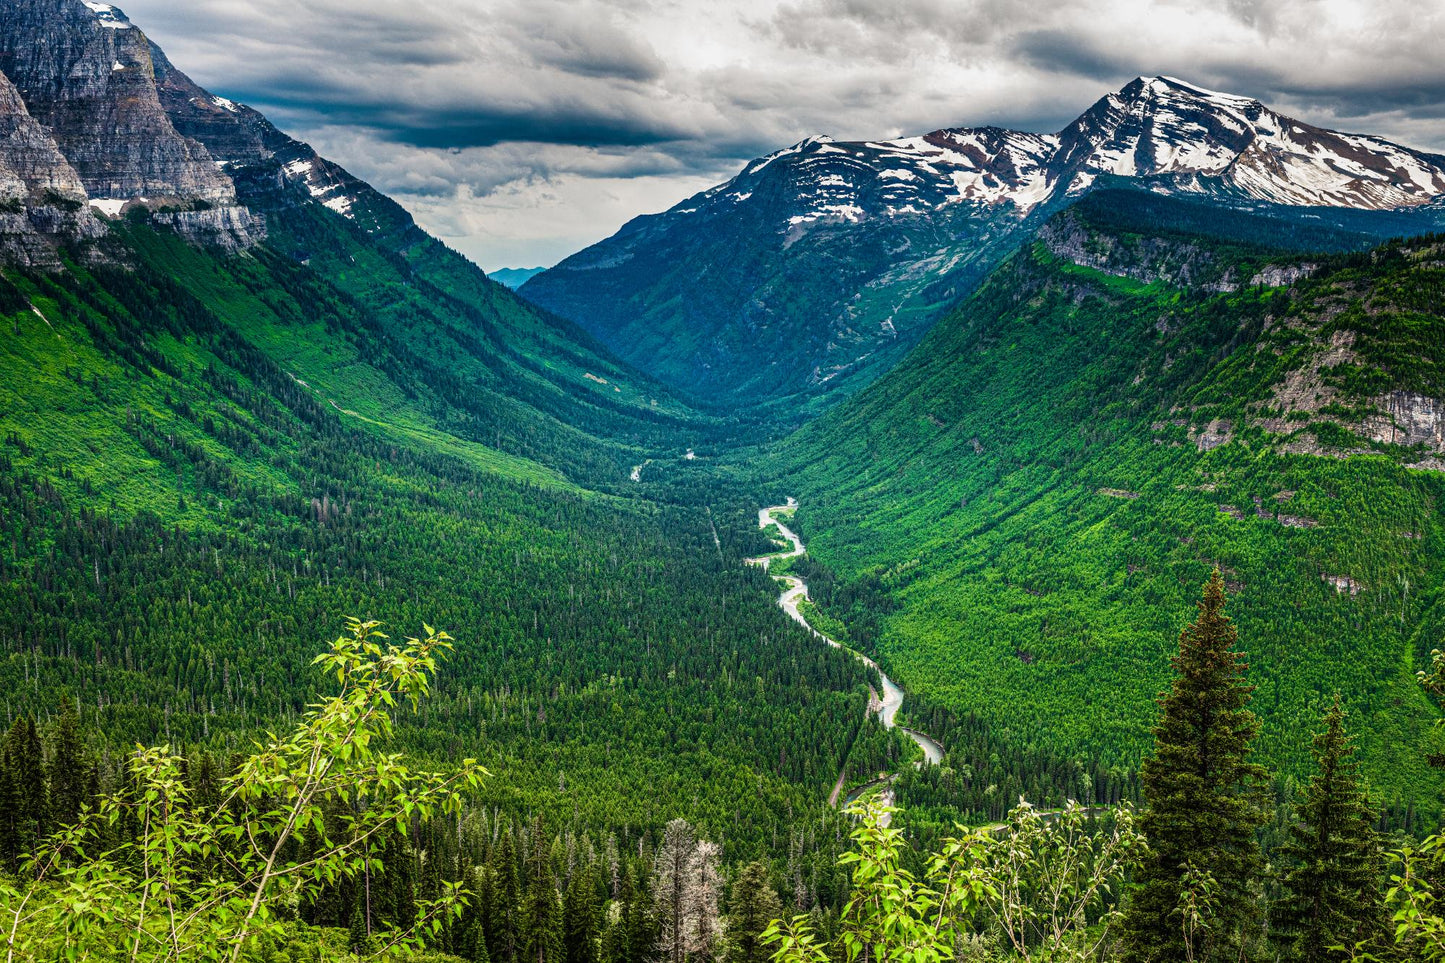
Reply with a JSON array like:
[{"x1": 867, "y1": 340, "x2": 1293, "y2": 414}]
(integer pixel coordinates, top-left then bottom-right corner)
[
  {"x1": 1060, "y1": 75, "x2": 1445, "y2": 207},
  {"x1": 666, "y1": 75, "x2": 1445, "y2": 240},
  {"x1": 525, "y1": 75, "x2": 1445, "y2": 410}
]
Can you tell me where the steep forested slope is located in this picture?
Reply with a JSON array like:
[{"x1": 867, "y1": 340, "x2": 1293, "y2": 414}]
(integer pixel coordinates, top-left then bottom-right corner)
[
  {"x1": 0, "y1": 225, "x2": 904, "y2": 858},
  {"x1": 771, "y1": 191, "x2": 1445, "y2": 815}
]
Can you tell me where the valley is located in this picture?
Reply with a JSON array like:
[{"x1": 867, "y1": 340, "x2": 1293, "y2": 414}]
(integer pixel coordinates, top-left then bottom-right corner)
[{"x1": 3, "y1": 1, "x2": 1445, "y2": 959}]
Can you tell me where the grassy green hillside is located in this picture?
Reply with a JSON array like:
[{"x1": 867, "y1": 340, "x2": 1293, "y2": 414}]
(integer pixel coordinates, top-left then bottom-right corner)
[
  {"x1": 770, "y1": 192, "x2": 1445, "y2": 816},
  {"x1": 0, "y1": 219, "x2": 905, "y2": 862}
]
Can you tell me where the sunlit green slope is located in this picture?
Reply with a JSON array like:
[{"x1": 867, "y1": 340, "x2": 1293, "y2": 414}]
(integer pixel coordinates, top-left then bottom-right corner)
[
  {"x1": 0, "y1": 217, "x2": 902, "y2": 859},
  {"x1": 772, "y1": 190, "x2": 1445, "y2": 814}
]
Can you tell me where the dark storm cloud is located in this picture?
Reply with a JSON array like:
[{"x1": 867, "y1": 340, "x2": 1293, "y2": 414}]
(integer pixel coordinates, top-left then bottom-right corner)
[
  {"x1": 1009, "y1": 30, "x2": 1136, "y2": 82},
  {"x1": 118, "y1": 0, "x2": 1445, "y2": 268}
]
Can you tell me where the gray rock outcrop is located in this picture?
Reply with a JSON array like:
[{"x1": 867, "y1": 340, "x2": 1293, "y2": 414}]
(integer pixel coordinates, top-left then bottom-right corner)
[{"x1": 0, "y1": 0, "x2": 262, "y2": 251}]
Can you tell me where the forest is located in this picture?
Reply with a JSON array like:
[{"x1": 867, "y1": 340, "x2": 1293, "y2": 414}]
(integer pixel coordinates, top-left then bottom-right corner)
[
  {"x1": 7, "y1": 575, "x2": 1445, "y2": 961},
  {"x1": 4, "y1": 183, "x2": 1445, "y2": 961}
]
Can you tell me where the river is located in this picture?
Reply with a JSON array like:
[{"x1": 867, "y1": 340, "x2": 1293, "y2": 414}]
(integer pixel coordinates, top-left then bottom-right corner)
[{"x1": 745, "y1": 500, "x2": 943, "y2": 812}]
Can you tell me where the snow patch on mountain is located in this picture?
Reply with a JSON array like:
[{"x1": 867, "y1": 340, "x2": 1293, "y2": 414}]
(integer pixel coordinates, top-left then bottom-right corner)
[
  {"x1": 82, "y1": 1, "x2": 131, "y2": 29},
  {"x1": 662, "y1": 75, "x2": 1445, "y2": 240}
]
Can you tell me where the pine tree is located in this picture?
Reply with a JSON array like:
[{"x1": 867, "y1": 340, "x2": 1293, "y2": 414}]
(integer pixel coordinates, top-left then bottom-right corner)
[
  {"x1": 193, "y1": 750, "x2": 219, "y2": 811},
  {"x1": 522, "y1": 819, "x2": 566, "y2": 963},
  {"x1": 0, "y1": 742, "x2": 17, "y2": 871},
  {"x1": 7, "y1": 716, "x2": 48, "y2": 863},
  {"x1": 495, "y1": 827, "x2": 523, "y2": 963},
  {"x1": 1122, "y1": 572, "x2": 1268, "y2": 963},
  {"x1": 565, "y1": 861, "x2": 603, "y2": 963},
  {"x1": 477, "y1": 861, "x2": 502, "y2": 962},
  {"x1": 467, "y1": 915, "x2": 493, "y2": 963},
  {"x1": 1270, "y1": 696, "x2": 1389, "y2": 962},
  {"x1": 349, "y1": 892, "x2": 371, "y2": 954},
  {"x1": 726, "y1": 862, "x2": 782, "y2": 963},
  {"x1": 48, "y1": 696, "x2": 87, "y2": 829},
  {"x1": 621, "y1": 863, "x2": 661, "y2": 963},
  {"x1": 601, "y1": 865, "x2": 633, "y2": 963},
  {"x1": 378, "y1": 829, "x2": 416, "y2": 929}
]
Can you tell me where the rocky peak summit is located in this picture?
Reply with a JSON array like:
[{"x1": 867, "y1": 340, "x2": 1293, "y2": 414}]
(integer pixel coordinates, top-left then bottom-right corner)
[
  {"x1": 0, "y1": 0, "x2": 239, "y2": 205},
  {"x1": 0, "y1": 0, "x2": 271, "y2": 254},
  {"x1": 0, "y1": 0, "x2": 434, "y2": 262},
  {"x1": 673, "y1": 75, "x2": 1445, "y2": 233},
  {"x1": 1059, "y1": 76, "x2": 1445, "y2": 207}
]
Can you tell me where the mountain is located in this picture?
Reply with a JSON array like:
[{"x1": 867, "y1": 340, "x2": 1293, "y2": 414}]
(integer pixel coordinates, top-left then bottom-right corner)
[
  {"x1": 767, "y1": 189, "x2": 1445, "y2": 814},
  {"x1": 0, "y1": 0, "x2": 899, "y2": 870},
  {"x1": 522, "y1": 76, "x2": 1445, "y2": 415},
  {"x1": 0, "y1": 63, "x2": 102, "y2": 265},
  {"x1": 0, "y1": 0, "x2": 264, "y2": 249},
  {"x1": 0, "y1": 0, "x2": 745, "y2": 488},
  {"x1": 490, "y1": 266, "x2": 547, "y2": 289}
]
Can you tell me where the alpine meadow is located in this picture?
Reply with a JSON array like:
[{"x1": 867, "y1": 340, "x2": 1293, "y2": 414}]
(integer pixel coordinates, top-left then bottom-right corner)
[{"x1": 4, "y1": 2, "x2": 1445, "y2": 962}]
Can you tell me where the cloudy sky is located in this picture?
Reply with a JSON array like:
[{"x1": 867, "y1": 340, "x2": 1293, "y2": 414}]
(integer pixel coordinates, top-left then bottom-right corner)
[{"x1": 123, "y1": 0, "x2": 1445, "y2": 271}]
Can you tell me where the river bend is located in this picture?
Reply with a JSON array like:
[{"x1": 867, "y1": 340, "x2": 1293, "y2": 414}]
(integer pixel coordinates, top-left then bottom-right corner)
[{"x1": 745, "y1": 500, "x2": 943, "y2": 809}]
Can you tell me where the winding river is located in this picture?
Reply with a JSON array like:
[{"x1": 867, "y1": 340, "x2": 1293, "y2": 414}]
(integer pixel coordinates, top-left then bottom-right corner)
[{"x1": 745, "y1": 500, "x2": 943, "y2": 811}]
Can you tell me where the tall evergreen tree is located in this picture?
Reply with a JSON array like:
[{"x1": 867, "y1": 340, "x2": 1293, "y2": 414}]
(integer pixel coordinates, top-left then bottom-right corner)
[
  {"x1": 466, "y1": 912, "x2": 493, "y2": 963},
  {"x1": 494, "y1": 826, "x2": 523, "y2": 963},
  {"x1": 1270, "y1": 696, "x2": 1390, "y2": 962},
  {"x1": 7, "y1": 715, "x2": 48, "y2": 863},
  {"x1": 601, "y1": 864, "x2": 633, "y2": 963},
  {"x1": 476, "y1": 861, "x2": 502, "y2": 963},
  {"x1": 726, "y1": 862, "x2": 782, "y2": 963},
  {"x1": 0, "y1": 742, "x2": 18, "y2": 871},
  {"x1": 192, "y1": 750, "x2": 219, "y2": 811},
  {"x1": 522, "y1": 819, "x2": 566, "y2": 963},
  {"x1": 349, "y1": 892, "x2": 371, "y2": 954},
  {"x1": 48, "y1": 696, "x2": 87, "y2": 829},
  {"x1": 1122, "y1": 572, "x2": 1268, "y2": 963},
  {"x1": 565, "y1": 861, "x2": 603, "y2": 963},
  {"x1": 623, "y1": 863, "x2": 661, "y2": 963},
  {"x1": 380, "y1": 829, "x2": 417, "y2": 929}
]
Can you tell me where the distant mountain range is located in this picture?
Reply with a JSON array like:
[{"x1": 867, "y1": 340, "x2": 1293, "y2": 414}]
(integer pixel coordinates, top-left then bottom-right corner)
[
  {"x1": 490, "y1": 266, "x2": 547, "y2": 289},
  {"x1": 522, "y1": 76, "x2": 1445, "y2": 415}
]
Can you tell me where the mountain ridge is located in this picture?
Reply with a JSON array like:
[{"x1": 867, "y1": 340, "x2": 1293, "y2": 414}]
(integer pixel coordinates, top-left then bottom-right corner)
[
  {"x1": 0, "y1": 0, "x2": 731, "y2": 491},
  {"x1": 764, "y1": 191, "x2": 1445, "y2": 810},
  {"x1": 522, "y1": 75, "x2": 1445, "y2": 414}
]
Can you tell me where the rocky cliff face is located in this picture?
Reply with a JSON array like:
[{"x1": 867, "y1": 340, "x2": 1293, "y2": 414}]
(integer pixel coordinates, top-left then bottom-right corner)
[
  {"x1": 1366, "y1": 391, "x2": 1445, "y2": 452},
  {"x1": 0, "y1": 0, "x2": 233, "y2": 202},
  {"x1": 0, "y1": 64, "x2": 101, "y2": 265},
  {"x1": 0, "y1": 0, "x2": 262, "y2": 251},
  {"x1": 0, "y1": 0, "x2": 456, "y2": 266}
]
